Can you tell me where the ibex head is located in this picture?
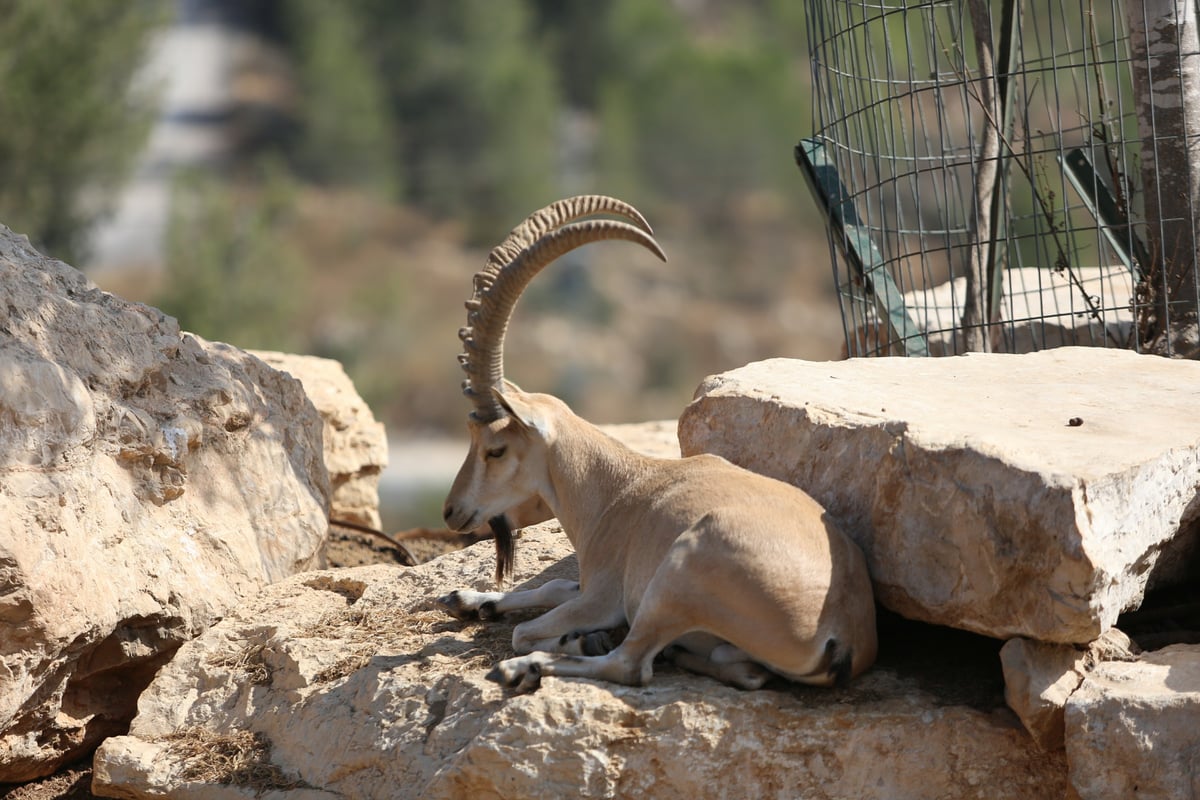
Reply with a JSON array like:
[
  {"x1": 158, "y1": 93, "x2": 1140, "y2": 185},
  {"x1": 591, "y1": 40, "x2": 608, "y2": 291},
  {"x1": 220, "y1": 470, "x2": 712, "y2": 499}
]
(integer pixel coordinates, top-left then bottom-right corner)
[{"x1": 442, "y1": 196, "x2": 666, "y2": 580}]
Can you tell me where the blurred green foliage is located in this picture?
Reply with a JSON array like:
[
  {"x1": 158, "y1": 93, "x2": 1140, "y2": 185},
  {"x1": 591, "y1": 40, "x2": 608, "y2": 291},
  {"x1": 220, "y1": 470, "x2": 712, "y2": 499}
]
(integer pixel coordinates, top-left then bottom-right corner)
[
  {"x1": 0, "y1": 0, "x2": 162, "y2": 262},
  {"x1": 595, "y1": 1, "x2": 810, "y2": 231},
  {"x1": 284, "y1": 0, "x2": 562, "y2": 243},
  {"x1": 155, "y1": 0, "x2": 827, "y2": 416},
  {"x1": 277, "y1": 0, "x2": 811, "y2": 241},
  {"x1": 161, "y1": 159, "x2": 312, "y2": 353},
  {"x1": 282, "y1": 0, "x2": 396, "y2": 196},
  {"x1": 0, "y1": 0, "x2": 834, "y2": 434}
]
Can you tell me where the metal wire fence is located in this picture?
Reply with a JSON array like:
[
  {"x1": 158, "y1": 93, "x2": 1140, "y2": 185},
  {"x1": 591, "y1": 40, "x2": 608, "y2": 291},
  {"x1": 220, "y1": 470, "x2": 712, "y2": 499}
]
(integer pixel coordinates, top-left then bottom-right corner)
[{"x1": 801, "y1": 0, "x2": 1200, "y2": 357}]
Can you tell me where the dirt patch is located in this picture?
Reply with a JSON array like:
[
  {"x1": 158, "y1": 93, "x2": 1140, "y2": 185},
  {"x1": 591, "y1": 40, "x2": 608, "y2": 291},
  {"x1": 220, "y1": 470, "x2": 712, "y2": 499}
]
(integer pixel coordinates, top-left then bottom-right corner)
[
  {"x1": 0, "y1": 764, "x2": 94, "y2": 800},
  {"x1": 323, "y1": 526, "x2": 416, "y2": 567},
  {"x1": 323, "y1": 526, "x2": 481, "y2": 569}
]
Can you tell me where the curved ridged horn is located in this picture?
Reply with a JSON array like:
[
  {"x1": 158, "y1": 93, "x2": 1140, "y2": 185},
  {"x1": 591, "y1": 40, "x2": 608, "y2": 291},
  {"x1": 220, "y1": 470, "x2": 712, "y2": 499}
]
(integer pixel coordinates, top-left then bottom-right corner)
[
  {"x1": 483, "y1": 195, "x2": 654, "y2": 272},
  {"x1": 459, "y1": 196, "x2": 667, "y2": 420}
]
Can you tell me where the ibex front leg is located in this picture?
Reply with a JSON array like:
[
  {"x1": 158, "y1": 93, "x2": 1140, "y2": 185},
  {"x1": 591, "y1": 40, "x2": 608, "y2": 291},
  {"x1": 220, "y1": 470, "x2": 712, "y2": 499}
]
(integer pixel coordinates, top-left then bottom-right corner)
[
  {"x1": 438, "y1": 573, "x2": 627, "y2": 656},
  {"x1": 489, "y1": 581, "x2": 687, "y2": 693},
  {"x1": 507, "y1": 578, "x2": 627, "y2": 656},
  {"x1": 436, "y1": 578, "x2": 581, "y2": 622}
]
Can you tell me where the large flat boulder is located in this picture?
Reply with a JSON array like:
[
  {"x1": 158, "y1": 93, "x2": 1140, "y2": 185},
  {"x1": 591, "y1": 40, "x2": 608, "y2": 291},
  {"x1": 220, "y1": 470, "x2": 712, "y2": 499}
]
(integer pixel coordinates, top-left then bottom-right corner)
[
  {"x1": 92, "y1": 522, "x2": 1066, "y2": 800},
  {"x1": 678, "y1": 348, "x2": 1200, "y2": 643},
  {"x1": 0, "y1": 227, "x2": 329, "y2": 780}
]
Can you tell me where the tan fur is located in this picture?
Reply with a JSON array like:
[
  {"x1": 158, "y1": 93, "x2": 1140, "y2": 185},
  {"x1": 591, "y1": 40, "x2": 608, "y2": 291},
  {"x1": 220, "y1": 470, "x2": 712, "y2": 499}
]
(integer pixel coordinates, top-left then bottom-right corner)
[
  {"x1": 439, "y1": 194, "x2": 875, "y2": 692},
  {"x1": 441, "y1": 389, "x2": 878, "y2": 692}
]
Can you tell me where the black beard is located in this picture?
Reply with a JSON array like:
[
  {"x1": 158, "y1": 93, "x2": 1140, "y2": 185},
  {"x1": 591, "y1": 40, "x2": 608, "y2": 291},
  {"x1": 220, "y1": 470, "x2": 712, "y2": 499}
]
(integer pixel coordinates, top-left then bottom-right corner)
[{"x1": 489, "y1": 514, "x2": 515, "y2": 586}]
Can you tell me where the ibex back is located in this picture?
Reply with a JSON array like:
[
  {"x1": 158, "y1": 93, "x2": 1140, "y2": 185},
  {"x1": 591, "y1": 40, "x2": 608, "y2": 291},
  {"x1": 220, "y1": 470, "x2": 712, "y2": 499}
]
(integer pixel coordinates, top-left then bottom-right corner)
[{"x1": 439, "y1": 196, "x2": 877, "y2": 692}]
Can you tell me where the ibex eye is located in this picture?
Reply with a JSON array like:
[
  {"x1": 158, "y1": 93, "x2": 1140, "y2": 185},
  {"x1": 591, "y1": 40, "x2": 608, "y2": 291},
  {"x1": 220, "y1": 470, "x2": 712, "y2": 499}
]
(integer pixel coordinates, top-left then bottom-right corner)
[{"x1": 485, "y1": 446, "x2": 507, "y2": 460}]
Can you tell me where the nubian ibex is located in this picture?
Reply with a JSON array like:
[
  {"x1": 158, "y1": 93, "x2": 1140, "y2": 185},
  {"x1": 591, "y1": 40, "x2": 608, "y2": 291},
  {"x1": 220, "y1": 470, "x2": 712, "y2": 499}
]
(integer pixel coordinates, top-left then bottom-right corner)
[{"x1": 438, "y1": 195, "x2": 877, "y2": 692}]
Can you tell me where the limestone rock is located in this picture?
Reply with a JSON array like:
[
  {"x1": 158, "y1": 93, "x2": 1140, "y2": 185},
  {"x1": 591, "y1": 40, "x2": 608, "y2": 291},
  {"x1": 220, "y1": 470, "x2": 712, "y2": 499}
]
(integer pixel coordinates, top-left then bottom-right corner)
[
  {"x1": 93, "y1": 523, "x2": 1066, "y2": 800},
  {"x1": 1000, "y1": 639, "x2": 1087, "y2": 751},
  {"x1": 999, "y1": 630, "x2": 1138, "y2": 751},
  {"x1": 0, "y1": 226, "x2": 329, "y2": 780},
  {"x1": 599, "y1": 420, "x2": 680, "y2": 458},
  {"x1": 678, "y1": 348, "x2": 1200, "y2": 643},
  {"x1": 1064, "y1": 644, "x2": 1200, "y2": 800},
  {"x1": 252, "y1": 351, "x2": 388, "y2": 529}
]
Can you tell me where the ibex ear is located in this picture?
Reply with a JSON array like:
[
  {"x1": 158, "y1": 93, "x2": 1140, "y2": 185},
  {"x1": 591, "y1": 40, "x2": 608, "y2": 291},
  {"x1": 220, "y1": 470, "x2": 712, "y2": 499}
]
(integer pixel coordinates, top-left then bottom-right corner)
[{"x1": 492, "y1": 386, "x2": 549, "y2": 437}]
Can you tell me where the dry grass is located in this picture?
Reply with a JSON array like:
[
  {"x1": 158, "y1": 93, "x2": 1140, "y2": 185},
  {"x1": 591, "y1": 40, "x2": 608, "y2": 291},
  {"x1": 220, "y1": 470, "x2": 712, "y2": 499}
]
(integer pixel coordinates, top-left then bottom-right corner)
[
  {"x1": 191, "y1": 584, "x2": 525, "y2": 691},
  {"x1": 206, "y1": 642, "x2": 272, "y2": 686},
  {"x1": 162, "y1": 728, "x2": 307, "y2": 793},
  {"x1": 310, "y1": 654, "x2": 374, "y2": 685},
  {"x1": 300, "y1": 606, "x2": 398, "y2": 640},
  {"x1": 298, "y1": 605, "x2": 422, "y2": 684},
  {"x1": 295, "y1": 601, "x2": 522, "y2": 685}
]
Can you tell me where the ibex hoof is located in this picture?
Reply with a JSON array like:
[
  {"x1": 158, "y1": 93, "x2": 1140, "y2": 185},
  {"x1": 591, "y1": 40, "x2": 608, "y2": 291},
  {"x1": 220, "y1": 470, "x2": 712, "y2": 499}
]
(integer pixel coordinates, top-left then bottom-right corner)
[
  {"x1": 435, "y1": 590, "x2": 500, "y2": 621},
  {"x1": 478, "y1": 599, "x2": 500, "y2": 621},
  {"x1": 487, "y1": 657, "x2": 543, "y2": 693}
]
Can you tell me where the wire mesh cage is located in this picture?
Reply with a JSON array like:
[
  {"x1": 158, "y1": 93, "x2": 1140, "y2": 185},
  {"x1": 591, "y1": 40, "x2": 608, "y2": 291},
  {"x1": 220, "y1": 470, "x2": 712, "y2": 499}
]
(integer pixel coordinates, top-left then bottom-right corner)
[{"x1": 800, "y1": 0, "x2": 1200, "y2": 358}]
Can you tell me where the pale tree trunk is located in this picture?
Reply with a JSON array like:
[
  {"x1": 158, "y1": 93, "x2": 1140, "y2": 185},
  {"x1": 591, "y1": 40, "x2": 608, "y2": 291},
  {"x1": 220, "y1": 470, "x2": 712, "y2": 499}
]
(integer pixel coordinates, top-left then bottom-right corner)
[
  {"x1": 1125, "y1": 0, "x2": 1200, "y2": 356},
  {"x1": 962, "y1": 0, "x2": 1002, "y2": 353}
]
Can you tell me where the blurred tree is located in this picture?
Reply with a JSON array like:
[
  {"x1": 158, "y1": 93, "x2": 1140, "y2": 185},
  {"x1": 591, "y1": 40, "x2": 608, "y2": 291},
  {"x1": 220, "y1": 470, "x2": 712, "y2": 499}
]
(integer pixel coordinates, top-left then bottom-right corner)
[
  {"x1": 537, "y1": 0, "x2": 682, "y2": 203},
  {"x1": 276, "y1": 0, "x2": 813, "y2": 246},
  {"x1": 159, "y1": 159, "x2": 312, "y2": 352},
  {"x1": 156, "y1": 0, "x2": 835, "y2": 438},
  {"x1": 0, "y1": 0, "x2": 162, "y2": 262},
  {"x1": 275, "y1": 0, "x2": 561, "y2": 242},
  {"x1": 346, "y1": 0, "x2": 560, "y2": 243},
  {"x1": 594, "y1": 0, "x2": 810, "y2": 230},
  {"x1": 281, "y1": 0, "x2": 398, "y2": 197},
  {"x1": 530, "y1": 0, "x2": 621, "y2": 109}
]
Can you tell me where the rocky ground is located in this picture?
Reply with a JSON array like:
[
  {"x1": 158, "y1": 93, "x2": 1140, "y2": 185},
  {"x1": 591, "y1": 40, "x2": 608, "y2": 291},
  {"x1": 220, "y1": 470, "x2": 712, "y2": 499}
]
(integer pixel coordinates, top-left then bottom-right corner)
[
  {"x1": 6, "y1": 527, "x2": 1199, "y2": 800},
  {"x1": 0, "y1": 531, "x2": 454, "y2": 800},
  {"x1": 4, "y1": 378, "x2": 1199, "y2": 798}
]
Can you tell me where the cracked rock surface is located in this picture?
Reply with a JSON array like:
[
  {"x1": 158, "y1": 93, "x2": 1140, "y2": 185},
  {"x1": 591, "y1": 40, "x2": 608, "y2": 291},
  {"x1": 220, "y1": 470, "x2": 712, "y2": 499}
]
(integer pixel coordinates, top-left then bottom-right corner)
[
  {"x1": 0, "y1": 226, "x2": 329, "y2": 781},
  {"x1": 92, "y1": 523, "x2": 1066, "y2": 800}
]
